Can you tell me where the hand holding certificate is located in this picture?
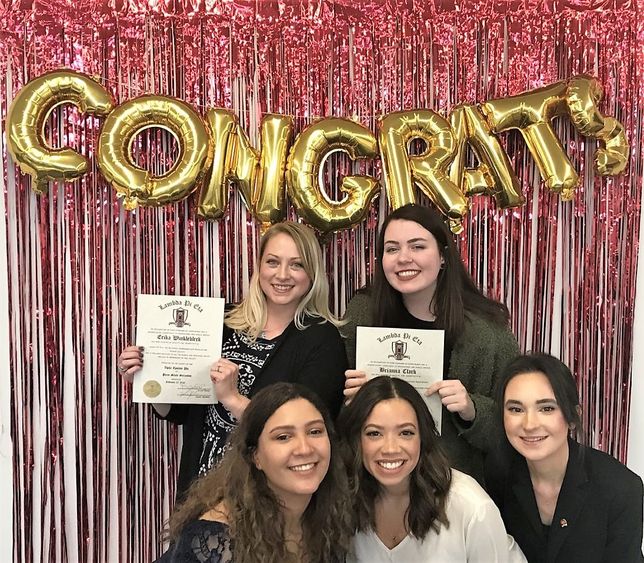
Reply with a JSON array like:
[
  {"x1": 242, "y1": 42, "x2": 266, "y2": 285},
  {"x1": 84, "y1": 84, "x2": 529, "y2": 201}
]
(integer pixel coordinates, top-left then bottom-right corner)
[
  {"x1": 133, "y1": 294, "x2": 224, "y2": 404},
  {"x1": 355, "y1": 326, "x2": 444, "y2": 429}
]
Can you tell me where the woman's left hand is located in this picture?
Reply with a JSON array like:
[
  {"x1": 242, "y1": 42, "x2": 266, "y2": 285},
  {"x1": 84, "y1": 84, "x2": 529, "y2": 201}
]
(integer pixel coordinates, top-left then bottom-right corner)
[
  {"x1": 425, "y1": 379, "x2": 476, "y2": 422},
  {"x1": 210, "y1": 358, "x2": 248, "y2": 418}
]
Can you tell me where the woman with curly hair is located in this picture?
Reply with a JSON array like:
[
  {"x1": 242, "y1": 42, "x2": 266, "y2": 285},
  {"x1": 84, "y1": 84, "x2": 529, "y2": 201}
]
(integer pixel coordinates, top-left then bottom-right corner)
[
  {"x1": 156, "y1": 382, "x2": 352, "y2": 563},
  {"x1": 118, "y1": 221, "x2": 347, "y2": 499},
  {"x1": 339, "y1": 376, "x2": 525, "y2": 562}
]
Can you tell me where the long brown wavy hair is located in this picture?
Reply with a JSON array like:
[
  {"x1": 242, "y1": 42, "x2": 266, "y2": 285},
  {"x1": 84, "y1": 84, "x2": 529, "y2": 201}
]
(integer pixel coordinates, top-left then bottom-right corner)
[
  {"x1": 338, "y1": 376, "x2": 452, "y2": 538},
  {"x1": 167, "y1": 383, "x2": 353, "y2": 563}
]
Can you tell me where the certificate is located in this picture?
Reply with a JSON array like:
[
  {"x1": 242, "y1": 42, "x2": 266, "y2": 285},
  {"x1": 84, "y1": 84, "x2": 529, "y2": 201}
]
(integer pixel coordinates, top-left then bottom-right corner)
[
  {"x1": 133, "y1": 294, "x2": 224, "y2": 404},
  {"x1": 356, "y1": 326, "x2": 444, "y2": 429}
]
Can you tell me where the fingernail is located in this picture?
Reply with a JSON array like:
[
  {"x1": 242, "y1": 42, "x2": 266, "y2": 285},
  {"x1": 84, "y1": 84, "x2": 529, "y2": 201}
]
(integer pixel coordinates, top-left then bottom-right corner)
[{"x1": 139, "y1": 346, "x2": 145, "y2": 351}]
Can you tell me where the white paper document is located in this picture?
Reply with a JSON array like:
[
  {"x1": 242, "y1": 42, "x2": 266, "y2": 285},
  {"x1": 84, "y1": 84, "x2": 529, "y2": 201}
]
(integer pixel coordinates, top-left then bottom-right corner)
[
  {"x1": 356, "y1": 326, "x2": 444, "y2": 429},
  {"x1": 133, "y1": 294, "x2": 224, "y2": 404}
]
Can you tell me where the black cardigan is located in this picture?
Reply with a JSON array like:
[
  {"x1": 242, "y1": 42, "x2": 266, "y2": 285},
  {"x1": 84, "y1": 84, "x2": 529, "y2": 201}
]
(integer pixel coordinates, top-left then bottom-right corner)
[
  {"x1": 485, "y1": 438, "x2": 644, "y2": 563},
  {"x1": 160, "y1": 317, "x2": 348, "y2": 500}
]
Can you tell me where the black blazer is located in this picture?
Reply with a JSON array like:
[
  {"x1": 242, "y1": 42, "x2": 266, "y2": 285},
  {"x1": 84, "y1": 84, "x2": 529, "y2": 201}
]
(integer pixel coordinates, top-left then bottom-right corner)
[
  {"x1": 160, "y1": 316, "x2": 348, "y2": 500},
  {"x1": 486, "y1": 439, "x2": 644, "y2": 563}
]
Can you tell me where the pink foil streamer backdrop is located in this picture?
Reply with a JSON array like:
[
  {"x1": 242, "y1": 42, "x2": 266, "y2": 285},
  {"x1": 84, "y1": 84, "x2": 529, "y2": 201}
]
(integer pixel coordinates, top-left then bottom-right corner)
[{"x1": 0, "y1": 0, "x2": 642, "y2": 560}]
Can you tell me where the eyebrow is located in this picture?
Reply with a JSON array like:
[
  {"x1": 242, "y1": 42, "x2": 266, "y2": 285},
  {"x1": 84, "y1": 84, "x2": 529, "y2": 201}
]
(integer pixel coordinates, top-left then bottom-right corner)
[
  {"x1": 363, "y1": 422, "x2": 417, "y2": 430},
  {"x1": 384, "y1": 237, "x2": 428, "y2": 245},
  {"x1": 504, "y1": 398, "x2": 557, "y2": 406},
  {"x1": 268, "y1": 419, "x2": 325, "y2": 433},
  {"x1": 265, "y1": 253, "x2": 302, "y2": 260}
]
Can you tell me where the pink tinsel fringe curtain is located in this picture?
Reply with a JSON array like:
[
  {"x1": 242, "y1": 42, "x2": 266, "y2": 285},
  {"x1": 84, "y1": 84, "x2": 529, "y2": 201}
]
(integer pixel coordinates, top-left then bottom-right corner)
[{"x1": 0, "y1": 0, "x2": 642, "y2": 561}]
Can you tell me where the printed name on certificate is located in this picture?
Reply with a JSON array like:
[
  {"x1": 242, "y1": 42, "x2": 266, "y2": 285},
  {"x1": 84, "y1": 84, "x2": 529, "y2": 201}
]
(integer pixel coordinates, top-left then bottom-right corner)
[
  {"x1": 356, "y1": 326, "x2": 444, "y2": 430},
  {"x1": 132, "y1": 294, "x2": 224, "y2": 404}
]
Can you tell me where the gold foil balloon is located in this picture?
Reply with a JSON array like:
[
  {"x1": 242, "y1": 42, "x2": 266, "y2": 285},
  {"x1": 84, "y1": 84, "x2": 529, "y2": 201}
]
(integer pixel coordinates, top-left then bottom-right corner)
[
  {"x1": 379, "y1": 110, "x2": 468, "y2": 233},
  {"x1": 287, "y1": 117, "x2": 379, "y2": 233},
  {"x1": 482, "y1": 82, "x2": 578, "y2": 200},
  {"x1": 246, "y1": 114, "x2": 294, "y2": 225},
  {"x1": 592, "y1": 117, "x2": 628, "y2": 176},
  {"x1": 97, "y1": 95, "x2": 211, "y2": 209},
  {"x1": 6, "y1": 69, "x2": 115, "y2": 193},
  {"x1": 199, "y1": 109, "x2": 236, "y2": 220},
  {"x1": 199, "y1": 110, "x2": 293, "y2": 225},
  {"x1": 449, "y1": 104, "x2": 525, "y2": 208},
  {"x1": 566, "y1": 76, "x2": 628, "y2": 175}
]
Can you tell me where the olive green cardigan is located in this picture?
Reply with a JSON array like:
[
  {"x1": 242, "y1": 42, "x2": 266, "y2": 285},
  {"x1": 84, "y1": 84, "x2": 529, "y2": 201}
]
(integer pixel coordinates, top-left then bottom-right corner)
[{"x1": 341, "y1": 292, "x2": 519, "y2": 485}]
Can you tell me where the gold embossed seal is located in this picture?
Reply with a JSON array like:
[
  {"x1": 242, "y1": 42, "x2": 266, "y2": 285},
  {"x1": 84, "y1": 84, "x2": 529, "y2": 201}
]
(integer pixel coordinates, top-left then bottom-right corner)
[{"x1": 143, "y1": 380, "x2": 162, "y2": 398}]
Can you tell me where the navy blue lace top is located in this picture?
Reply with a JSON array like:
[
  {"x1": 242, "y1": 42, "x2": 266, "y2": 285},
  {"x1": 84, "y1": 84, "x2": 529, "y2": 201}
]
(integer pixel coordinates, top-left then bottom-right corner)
[{"x1": 155, "y1": 520, "x2": 233, "y2": 563}]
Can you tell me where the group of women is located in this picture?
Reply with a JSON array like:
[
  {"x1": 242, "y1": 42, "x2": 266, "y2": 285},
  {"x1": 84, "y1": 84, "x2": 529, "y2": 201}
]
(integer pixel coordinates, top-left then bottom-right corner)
[{"x1": 118, "y1": 204, "x2": 643, "y2": 562}]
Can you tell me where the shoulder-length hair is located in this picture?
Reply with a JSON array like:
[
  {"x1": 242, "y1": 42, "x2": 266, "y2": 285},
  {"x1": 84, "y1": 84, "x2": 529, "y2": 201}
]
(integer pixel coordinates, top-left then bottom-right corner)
[
  {"x1": 168, "y1": 383, "x2": 353, "y2": 563},
  {"x1": 371, "y1": 204, "x2": 510, "y2": 342},
  {"x1": 226, "y1": 221, "x2": 339, "y2": 340},
  {"x1": 338, "y1": 376, "x2": 452, "y2": 539},
  {"x1": 495, "y1": 353, "x2": 582, "y2": 436}
]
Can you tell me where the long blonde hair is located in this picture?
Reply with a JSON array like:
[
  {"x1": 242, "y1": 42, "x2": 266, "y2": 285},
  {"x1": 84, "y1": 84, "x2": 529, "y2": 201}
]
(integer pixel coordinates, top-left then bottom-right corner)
[{"x1": 225, "y1": 221, "x2": 339, "y2": 339}]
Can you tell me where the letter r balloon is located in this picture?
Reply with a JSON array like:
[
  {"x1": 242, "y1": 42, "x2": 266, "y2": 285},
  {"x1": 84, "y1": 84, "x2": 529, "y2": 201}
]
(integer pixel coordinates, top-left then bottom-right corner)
[{"x1": 378, "y1": 110, "x2": 469, "y2": 234}]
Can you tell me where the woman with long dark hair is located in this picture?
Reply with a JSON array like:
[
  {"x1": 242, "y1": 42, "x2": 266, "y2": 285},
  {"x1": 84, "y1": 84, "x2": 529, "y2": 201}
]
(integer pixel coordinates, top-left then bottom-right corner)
[
  {"x1": 486, "y1": 353, "x2": 643, "y2": 562},
  {"x1": 343, "y1": 203, "x2": 519, "y2": 483},
  {"x1": 339, "y1": 376, "x2": 525, "y2": 562},
  {"x1": 157, "y1": 382, "x2": 352, "y2": 563}
]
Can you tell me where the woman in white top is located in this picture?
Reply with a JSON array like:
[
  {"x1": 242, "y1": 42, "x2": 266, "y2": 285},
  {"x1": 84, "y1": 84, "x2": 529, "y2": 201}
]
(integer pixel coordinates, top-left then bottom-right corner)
[{"x1": 338, "y1": 376, "x2": 526, "y2": 563}]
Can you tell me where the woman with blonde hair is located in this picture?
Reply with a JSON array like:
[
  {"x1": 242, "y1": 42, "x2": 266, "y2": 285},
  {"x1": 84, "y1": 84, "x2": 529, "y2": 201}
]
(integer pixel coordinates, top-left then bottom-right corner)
[
  {"x1": 118, "y1": 221, "x2": 347, "y2": 499},
  {"x1": 156, "y1": 383, "x2": 352, "y2": 563}
]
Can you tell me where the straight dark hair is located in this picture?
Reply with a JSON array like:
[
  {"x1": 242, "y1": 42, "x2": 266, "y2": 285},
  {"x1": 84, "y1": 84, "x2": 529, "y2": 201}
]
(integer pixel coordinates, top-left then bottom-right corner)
[
  {"x1": 168, "y1": 382, "x2": 352, "y2": 563},
  {"x1": 495, "y1": 353, "x2": 582, "y2": 436},
  {"x1": 338, "y1": 376, "x2": 452, "y2": 539},
  {"x1": 372, "y1": 204, "x2": 510, "y2": 342}
]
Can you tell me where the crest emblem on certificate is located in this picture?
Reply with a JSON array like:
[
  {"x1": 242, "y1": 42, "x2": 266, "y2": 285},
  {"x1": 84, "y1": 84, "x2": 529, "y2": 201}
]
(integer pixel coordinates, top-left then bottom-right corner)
[
  {"x1": 388, "y1": 340, "x2": 409, "y2": 361},
  {"x1": 170, "y1": 307, "x2": 190, "y2": 327}
]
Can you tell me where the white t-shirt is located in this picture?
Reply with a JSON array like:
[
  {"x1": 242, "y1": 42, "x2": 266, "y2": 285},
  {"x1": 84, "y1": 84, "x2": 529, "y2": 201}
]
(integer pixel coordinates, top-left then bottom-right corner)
[{"x1": 349, "y1": 470, "x2": 526, "y2": 563}]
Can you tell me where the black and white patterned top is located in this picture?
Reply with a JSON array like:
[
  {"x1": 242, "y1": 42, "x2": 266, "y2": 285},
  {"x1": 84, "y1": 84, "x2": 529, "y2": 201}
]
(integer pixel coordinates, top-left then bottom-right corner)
[{"x1": 197, "y1": 330, "x2": 278, "y2": 475}]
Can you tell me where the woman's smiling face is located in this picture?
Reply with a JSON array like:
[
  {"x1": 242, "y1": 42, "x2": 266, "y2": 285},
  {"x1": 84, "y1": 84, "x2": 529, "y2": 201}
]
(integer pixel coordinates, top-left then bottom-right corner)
[
  {"x1": 360, "y1": 398, "x2": 421, "y2": 494},
  {"x1": 381, "y1": 219, "x2": 443, "y2": 302},
  {"x1": 258, "y1": 232, "x2": 312, "y2": 311},
  {"x1": 253, "y1": 398, "x2": 331, "y2": 505},
  {"x1": 503, "y1": 371, "x2": 570, "y2": 467}
]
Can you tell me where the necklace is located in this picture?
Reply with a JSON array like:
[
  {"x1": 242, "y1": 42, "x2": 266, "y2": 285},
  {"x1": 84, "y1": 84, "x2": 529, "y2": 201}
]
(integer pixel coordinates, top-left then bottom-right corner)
[
  {"x1": 391, "y1": 526, "x2": 408, "y2": 544},
  {"x1": 284, "y1": 534, "x2": 306, "y2": 561},
  {"x1": 376, "y1": 521, "x2": 408, "y2": 548},
  {"x1": 260, "y1": 321, "x2": 289, "y2": 339}
]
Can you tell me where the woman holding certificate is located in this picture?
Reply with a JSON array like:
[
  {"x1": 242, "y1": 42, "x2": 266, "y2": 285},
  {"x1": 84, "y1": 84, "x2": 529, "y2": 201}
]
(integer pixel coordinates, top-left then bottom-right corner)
[
  {"x1": 339, "y1": 376, "x2": 526, "y2": 562},
  {"x1": 118, "y1": 222, "x2": 347, "y2": 499},
  {"x1": 342, "y1": 204, "x2": 519, "y2": 484},
  {"x1": 156, "y1": 383, "x2": 352, "y2": 563},
  {"x1": 486, "y1": 353, "x2": 643, "y2": 563}
]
